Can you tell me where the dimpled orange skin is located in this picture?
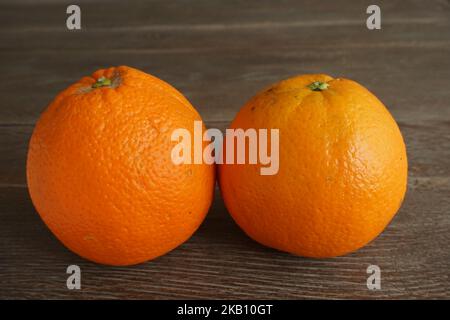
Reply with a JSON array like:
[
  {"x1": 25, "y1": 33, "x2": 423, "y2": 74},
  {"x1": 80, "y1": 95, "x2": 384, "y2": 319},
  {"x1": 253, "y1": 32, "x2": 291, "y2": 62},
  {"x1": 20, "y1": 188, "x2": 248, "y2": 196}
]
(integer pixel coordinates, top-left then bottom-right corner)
[
  {"x1": 27, "y1": 66, "x2": 215, "y2": 266},
  {"x1": 218, "y1": 74, "x2": 407, "y2": 258}
]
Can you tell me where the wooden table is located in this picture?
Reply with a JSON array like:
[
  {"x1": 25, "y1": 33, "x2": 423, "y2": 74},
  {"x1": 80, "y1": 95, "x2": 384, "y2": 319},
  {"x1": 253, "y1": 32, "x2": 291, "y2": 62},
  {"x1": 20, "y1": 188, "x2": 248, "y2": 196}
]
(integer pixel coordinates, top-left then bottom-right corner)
[{"x1": 1, "y1": 0, "x2": 449, "y2": 299}]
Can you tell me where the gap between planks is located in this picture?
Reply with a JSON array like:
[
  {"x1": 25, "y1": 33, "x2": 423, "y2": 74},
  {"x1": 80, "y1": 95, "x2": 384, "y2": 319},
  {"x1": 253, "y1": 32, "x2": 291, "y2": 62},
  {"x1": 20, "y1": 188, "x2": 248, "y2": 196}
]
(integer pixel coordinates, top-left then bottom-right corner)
[{"x1": 2, "y1": 40, "x2": 450, "y2": 54}]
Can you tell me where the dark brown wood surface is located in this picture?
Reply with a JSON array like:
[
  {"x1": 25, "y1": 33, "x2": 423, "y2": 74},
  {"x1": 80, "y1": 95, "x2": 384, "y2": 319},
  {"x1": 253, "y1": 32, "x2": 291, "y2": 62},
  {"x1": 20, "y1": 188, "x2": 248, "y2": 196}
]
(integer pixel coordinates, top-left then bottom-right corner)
[{"x1": 0, "y1": 0, "x2": 449, "y2": 299}]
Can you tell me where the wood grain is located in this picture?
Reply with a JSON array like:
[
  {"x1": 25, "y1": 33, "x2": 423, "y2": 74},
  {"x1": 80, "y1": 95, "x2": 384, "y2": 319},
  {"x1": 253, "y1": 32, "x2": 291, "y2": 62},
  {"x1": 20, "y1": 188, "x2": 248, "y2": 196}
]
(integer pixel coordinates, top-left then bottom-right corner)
[
  {"x1": 1, "y1": 183, "x2": 449, "y2": 299},
  {"x1": 0, "y1": 0, "x2": 449, "y2": 299},
  {"x1": 0, "y1": 45, "x2": 449, "y2": 125}
]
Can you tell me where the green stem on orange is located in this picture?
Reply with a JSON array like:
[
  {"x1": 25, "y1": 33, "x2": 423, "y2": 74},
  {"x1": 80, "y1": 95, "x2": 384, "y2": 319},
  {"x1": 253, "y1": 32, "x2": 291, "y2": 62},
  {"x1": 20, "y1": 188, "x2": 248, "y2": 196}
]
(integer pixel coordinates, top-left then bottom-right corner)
[
  {"x1": 92, "y1": 76, "x2": 112, "y2": 89},
  {"x1": 308, "y1": 81, "x2": 329, "y2": 91}
]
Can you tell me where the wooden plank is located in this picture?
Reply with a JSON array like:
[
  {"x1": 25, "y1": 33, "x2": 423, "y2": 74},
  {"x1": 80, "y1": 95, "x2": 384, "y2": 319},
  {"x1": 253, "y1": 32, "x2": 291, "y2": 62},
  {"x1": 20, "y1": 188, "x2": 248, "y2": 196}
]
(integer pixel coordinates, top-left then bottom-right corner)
[
  {"x1": 0, "y1": 45, "x2": 449, "y2": 124},
  {"x1": 2, "y1": 17, "x2": 449, "y2": 51},
  {"x1": 1, "y1": 119, "x2": 449, "y2": 186},
  {"x1": 0, "y1": 182, "x2": 449, "y2": 299},
  {"x1": 1, "y1": 0, "x2": 448, "y2": 31}
]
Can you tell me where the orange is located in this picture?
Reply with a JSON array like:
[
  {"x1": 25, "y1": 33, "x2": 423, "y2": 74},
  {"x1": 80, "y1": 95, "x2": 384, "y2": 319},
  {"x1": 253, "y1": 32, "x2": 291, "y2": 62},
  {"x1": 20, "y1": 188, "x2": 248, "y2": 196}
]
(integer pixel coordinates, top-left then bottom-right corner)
[
  {"x1": 27, "y1": 66, "x2": 215, "y2": 266},
  {"x1": 218, "y1": 74, "x2": 407, "y2": 258}
]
